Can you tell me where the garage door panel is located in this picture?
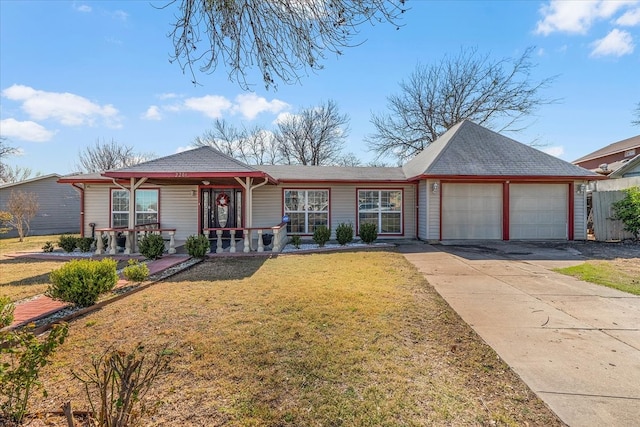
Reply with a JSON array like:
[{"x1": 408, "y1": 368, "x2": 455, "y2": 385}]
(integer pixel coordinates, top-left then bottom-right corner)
[
  {"x1": 442, "y1": 183, "x2": 502, "y2": 240},
  {"x1": 510, "y1": 184, "x2": 568, "y2": 240}
]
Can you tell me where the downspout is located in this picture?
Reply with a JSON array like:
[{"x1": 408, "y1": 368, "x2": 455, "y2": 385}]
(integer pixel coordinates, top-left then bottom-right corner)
[
  {"x1": 414, "y1": 181, "x2": 419, "y2": 240},
  {"x1": 72, "y1": 183, "x2": 85, "y2": 237},
  {"x1": 248, "y1": 177, "x2": 269, "y2": 228},
  {"x1": 234, "y1": 176, "x2": 269, "y2": 228}
]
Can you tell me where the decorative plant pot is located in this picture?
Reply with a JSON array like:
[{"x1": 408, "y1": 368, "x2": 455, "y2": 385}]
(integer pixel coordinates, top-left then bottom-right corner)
[{"x1": 262, "y1": 233, "x2": 273, "y2": 247}]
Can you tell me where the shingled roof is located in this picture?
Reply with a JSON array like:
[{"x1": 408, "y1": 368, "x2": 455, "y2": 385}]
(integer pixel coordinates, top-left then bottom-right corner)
[
  {"x1": 256, "y1": 165, "x2": 406, "y2": 182},
  {"x1": 403, "y1": 120, "x2": 600, "y2": 179},
  {"x1": 573, "y1": 135, "x2": 640, "y2": 164}
]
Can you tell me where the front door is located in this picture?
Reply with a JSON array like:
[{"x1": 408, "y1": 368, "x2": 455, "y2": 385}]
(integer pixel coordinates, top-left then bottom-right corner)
[{"x1": 201, "y1": 189, "x2": 242, "y2": 246}]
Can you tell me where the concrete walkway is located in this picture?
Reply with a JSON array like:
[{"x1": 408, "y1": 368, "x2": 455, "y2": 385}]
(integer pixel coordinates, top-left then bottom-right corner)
[
  {"x1": 400, "y1": 243, "x2": 640, "y2": 427},
  {"x1": 10, "y1": 255, "x2": 191, "y2": 328}
]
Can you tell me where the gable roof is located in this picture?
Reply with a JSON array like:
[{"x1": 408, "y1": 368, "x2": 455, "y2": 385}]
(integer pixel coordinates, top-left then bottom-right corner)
[
  {"x1": 257, "y1": 165, "x2": 406, "y2": 182},
  {"x1": 0, "y1": 173, "x2": 61, "y2": 190},
  {"x1": 609, "y1": 154, "x2": 640, "y2": 178},
  {"x1": 403, "y1": 120, "x2": 601, "y2": 180},
  {"x1": 573, "y1": 135, "x2": 640, "y2": 164},
  {"x1": 103, "y1": 146, "x2": 269, "y2": 179}
]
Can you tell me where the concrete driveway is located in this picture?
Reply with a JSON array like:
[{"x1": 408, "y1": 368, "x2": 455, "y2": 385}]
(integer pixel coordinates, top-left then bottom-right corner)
[{"x1": 399, "y1": 242, "x2": 640, "y2": 427}]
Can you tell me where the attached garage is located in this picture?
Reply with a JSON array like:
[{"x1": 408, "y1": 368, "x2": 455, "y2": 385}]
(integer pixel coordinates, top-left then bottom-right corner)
[
  {"x1": 442, "y1": 183, "x2": 502, "y2": 239},
  {"x1": 509, "y1": 184, "x2": 568, "y2": 240}
]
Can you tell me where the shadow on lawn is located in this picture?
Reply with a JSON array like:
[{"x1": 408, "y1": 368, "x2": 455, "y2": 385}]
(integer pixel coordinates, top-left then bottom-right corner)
[
  {"x1": 0, "y1": 258, "x2": 67, "y2": 287},
  {"x1": 167, "y1": 256, "x2": 270, "y2": 282}
]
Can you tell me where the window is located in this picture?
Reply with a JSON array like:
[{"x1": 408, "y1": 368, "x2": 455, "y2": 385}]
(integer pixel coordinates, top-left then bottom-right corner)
[
  {"x1": 111, "y1": 189, "x2": 159, "y2": 227},
  {"x1": 358, "y1": 190, "x2": 402, "y2": 234},
  {"x1": 284, "y1": 189, "x2": 329, "y2": 234},
  {"x1": 624, "y1": 149, "x2": 636, "y2": 158}
]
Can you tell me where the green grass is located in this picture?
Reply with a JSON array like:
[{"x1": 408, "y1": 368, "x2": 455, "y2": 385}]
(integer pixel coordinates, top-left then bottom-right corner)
[{"x1": 555, "y1": 261, "x2": 640, "y2": 295}]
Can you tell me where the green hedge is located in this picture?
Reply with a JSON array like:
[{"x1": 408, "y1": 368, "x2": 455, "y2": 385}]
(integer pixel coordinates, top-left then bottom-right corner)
[{"x1": 47, "y1": 258, "x2": 118, "y2": 307}]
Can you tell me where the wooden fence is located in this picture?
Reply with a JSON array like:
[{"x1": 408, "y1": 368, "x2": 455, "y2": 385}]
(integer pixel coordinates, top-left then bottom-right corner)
[{"x1": 591, "y1": 190, "x2": 634, "y2": 241}]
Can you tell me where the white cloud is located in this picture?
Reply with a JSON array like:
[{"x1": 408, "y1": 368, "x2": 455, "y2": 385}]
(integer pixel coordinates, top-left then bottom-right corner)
[
  {"x1": 233, "y1": 93, "x2": 289, "y2": 120},
  {"x1": 536, "y1": 0, "x2": 638, "y2": 35},
  {"x1": 1, "y1": 84, "x2": 122, "y2": 128},
  {"x1": 158, "y1": 92, "x2": 179, "y2": 100},
  {"x1": 542, "y1": 145, "x2": 565, "y2": 158},
  {"x1": 0, "y1": 118, "x2": 56, "y2": 142},
  {"x1": 176, "y1": 146, "x2": 196, "y2": 153},
  {"x1": 590, "y1": 29, "x2": 635, "y2": 57},
  {"x1": 273, "y1": 112, "x2": 296, "y2": 125},
  {"x1": 142, "y1": 105, "x2": 162, "y2": 121},
  {"x1": 111, "y1": 10, "x2": 128, "y2": 21},
  {"x1": 74, "y1": 4, "x2": 92, "y2": 13},
  {"x1": 616, "y1": 7, "x2": 640, "y2": 25},
  {"x1": 183, "y1": 95, "x2": 233, "y2": 119}
]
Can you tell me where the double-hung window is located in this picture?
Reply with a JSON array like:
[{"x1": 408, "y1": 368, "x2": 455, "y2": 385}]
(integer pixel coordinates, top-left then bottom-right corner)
[
  {"x1": 358, "y1": 189, "x2": 402, "y2": 234},
  {"x1": 111, "y1": 189, "x2": 159, "y2": 227},
  {"x1": 284, "y1": 189, "x2": 329, "y2": 234}
]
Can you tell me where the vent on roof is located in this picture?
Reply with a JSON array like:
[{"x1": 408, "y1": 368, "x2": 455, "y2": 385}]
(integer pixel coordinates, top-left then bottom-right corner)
[
  {"x1": 599, "y1": 163, "x2": 608, "y2": 171},
  {"x1": 625, "y1": 149, "x2": 636, "y2": 158}
]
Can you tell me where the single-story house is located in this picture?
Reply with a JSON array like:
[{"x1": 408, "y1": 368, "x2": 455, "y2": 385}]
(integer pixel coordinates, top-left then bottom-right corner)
[
  {"x1": 0, "y1": 173, "x2": 80, "y2": 238},
  {"x1": 58, "y1": 121, "x2": 602, "y2": 253}
]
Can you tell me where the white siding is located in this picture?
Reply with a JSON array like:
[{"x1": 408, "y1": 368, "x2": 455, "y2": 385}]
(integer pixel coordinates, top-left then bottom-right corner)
[
  {"x1": 83, "y1": 184, "x2": 111, "y2": 235},
  {"x1": 427, "y1": 180, "x2": 440, "y2": 241},
  {"x1": 418, "y1": 180, "x2": 427, "y2": 240},
  {"x1": 574, "y1": 181, "x2": 587, "y2": 241},
  {"x1": 252, "y1": 185, "x2": 283, "y2": 228},
  {"x1": 160, "y1": 186, "x2": 199, "y2": 241}
]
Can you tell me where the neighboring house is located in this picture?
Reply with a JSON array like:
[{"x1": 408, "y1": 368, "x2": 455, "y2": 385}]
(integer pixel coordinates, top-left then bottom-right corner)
[
  {"x1": 573, "y1": 135, "x2": 640, "y2": 173},
  {"x1": 58, "y1": 121, "x2": 601, "y2": 251},
  {"x1": 0, "y1": 174, "x2": 80, "y2": 238}
]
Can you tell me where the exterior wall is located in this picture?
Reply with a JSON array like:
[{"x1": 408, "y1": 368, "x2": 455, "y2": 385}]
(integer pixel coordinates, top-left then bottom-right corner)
[
  {"x1": 573, "y1": 181, "x2": 588, "y2": 241},
  {"x1": 418, "y1": 180, "x2": 427, "y2": 240},
  {"x1": 83, "y1": 184, "x2": 111, "y2": 237},
  {"x1": 576, "y1": 150, "x2": 639, "y2": 170},
  {"x1": 426, "y1": 179, "x2": 440, "y2": 241},
  {"x1": 0, "y1": 176, "x2": 80, "y2": 238},
  {"x1": 253, "y1": 182, "x2": 417, "y2": 239}
]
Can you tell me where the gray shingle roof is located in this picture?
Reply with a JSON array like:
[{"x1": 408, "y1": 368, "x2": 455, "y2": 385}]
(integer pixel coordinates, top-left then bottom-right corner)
[
  {"x1": 403, "y1": 120, "x2": 600, "y2": 179},
  {"x1": 105, "y1": 146, "x2": 260, "y2": 175},
  {"x1": 256, "y1": 165, "x2": 406, "y2": 181}
]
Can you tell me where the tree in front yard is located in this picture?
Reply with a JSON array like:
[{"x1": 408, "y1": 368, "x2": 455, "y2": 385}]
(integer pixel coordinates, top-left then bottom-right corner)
[
  {"x1": 5, "y1": 190, "x2": 39, "y2": 242},
  {"x1": 612, "y1": 186, "x2": 640, "y2": 240}
]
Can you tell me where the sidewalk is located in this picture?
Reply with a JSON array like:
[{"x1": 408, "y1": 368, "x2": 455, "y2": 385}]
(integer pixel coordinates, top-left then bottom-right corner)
[{"x1": 9, "y1": 255, "x2": 191, "y2": 328}]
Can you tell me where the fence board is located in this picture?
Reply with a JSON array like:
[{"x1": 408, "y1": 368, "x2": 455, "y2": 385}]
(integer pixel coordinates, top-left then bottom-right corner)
[{"x1": 591, "y1": 191, "x2": 634, "y2": 241}]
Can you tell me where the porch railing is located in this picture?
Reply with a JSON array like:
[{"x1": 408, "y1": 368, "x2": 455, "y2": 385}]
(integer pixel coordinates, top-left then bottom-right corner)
[
  {"x1": 203, "y1": 222, "x2": 288, "y2": 254},
  {"x1": 95, "y1": 223, "x2": 176, "y2": 255}
]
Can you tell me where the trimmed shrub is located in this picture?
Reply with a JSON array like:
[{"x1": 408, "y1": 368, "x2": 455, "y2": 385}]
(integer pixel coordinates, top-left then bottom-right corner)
[
  {"x1": 359, "y1": 223, "x2": 378, "y2": 244},
  {"x1": 335, "y1": 222, "x2": 354, "y2": 246},
  {"x1": 138, "y1": 233, "x2": 165, "y2": 260},
  {"x1": 313, "y1": 225, "x2": 331, "y2": 247},
  {"x1": 58, "y1": 234, "x2": 78, "y2": 252},
  {"x1": 123, "y1": 259, "x2": 150, "y2": 282},
  {"x1": 47, "y1": 258, "x2": 118, "y2": 307},
  {"x1": 612, "y1": 186, "x2": 640, "y2": 240},
  {"x1": 77, "y1": 237, "x2": 94, "y2": 252},
  {"x1": 290, "y1": 235, "x2": 301, "y2": 249},
  {"x1": 185, "y1": 234, "x2": 210, "y2": 258},
  {"x1": 42, "y1": 241, "x2": 55, "y2": 253}
]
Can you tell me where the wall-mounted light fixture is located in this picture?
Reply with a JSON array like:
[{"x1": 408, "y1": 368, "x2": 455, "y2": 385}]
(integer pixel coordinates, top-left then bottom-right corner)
[
  {"x1": 202, "y1": 180, "x2": 210, "y2": 186},
  {"x1": 432, "y1": 182, "x2": 439, "y2": 193},
  {"x1": 191, "y1": 190, "x2": 197, "y2": 197},
  {"x1": 576, "y1": 183, "x2": 587, "y2": 194}
]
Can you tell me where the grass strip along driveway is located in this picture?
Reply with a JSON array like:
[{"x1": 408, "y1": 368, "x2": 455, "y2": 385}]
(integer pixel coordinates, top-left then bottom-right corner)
[
  {"x1": 555, "y1": 258, "x2": 640, "y2": 295},
  {"x1": 31, "y1": 251, "x2": 561, "y2": 426}
]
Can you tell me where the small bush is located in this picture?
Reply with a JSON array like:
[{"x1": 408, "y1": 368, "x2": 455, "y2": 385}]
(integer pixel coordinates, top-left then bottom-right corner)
[
  {"x1": 612, "y1": 186, "x2": 640, "y2": 240},
  {"x1": 42, "y1": 241, "x2": 55, "y2": 253},
  {"x1": 185, "y1": 234, "x2": 210, "y2": 258},
  {"x1": 123, "y1": 259, "x2": 150, "y2": 283},
  {"x1": 359, "y1": 223, "x2": 378, "y2": 244},
  {"x1": 290, "y1": 235, "x2": 301, "y2": 249},
  {"x1": 138, "y1": 233, "x2": 165, "y2": 260},
  {"x1": 58, "y1": 234, "x2": 78, "y2": 252},
  {"x1": 47, "y1": 258, "x2": 118, "y2": 307},
  {"x1": 77, "y1": 237, "x2": 95, "y2": 252},
  {"x1": 313, "y1": 225, "x2": 331, "y2": 247},
  {"x1": 335, "y1": 222, "x2": 354, "y2": 245}
]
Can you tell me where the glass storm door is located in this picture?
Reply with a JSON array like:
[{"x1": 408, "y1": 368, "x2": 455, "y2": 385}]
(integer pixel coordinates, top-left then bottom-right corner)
[{"x1": 201, "y1": 189, "x2": 241, "y2": 243}]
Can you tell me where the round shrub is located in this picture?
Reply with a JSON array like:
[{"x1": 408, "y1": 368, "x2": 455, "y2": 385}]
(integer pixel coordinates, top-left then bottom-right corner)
[
  {"x1": 185, "y1": 234, "x2": 210, "y2": 258},
  {"x1": 47, "y1": 258, "x2": 118, "y2": 307},
  {"x1": 290, "y1": 235, "x2": 302, "y2": 249},
  {"x1": 77, "y1": 237, "x2": 95, "y2": 252},
  {"x1": 313, "y1": 225, "x2": 331, "y2": 247},
  {"x1": 42, "y1": 241, "x2": 55, "y2": 253},
  {"x1": 123, "y1": 259, "x2": 150, "y2": 282},
  {"x1": 335, "y1": 222, "x2": 354, "y2": 246},
  {"x1": 58, "y1": 235, "x2": 78, "y2": 252},
  {"x1": 359, "y1": 223, "x2": 378, "y2": 244},
  {"x1": 138, "y1": 233, "x2": 165, "y2": 260}
]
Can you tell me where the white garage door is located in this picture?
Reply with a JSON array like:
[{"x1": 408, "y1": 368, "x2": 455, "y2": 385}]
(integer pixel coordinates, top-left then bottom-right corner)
[
  {"x1": 509, "y1": 184, "x2": 568, "y2": 240},
  {"x1": 442, "y1": 183, "x2": 502, "y2": 239}
]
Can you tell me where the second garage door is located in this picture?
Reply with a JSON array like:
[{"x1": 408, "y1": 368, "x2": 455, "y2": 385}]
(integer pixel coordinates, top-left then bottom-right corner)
[
  {"x1": 442, "y1": 183, "x2": 502, "y2": 239},
  {"x1": 509, "y1": 184, "x2": 568, "y2": 240}
]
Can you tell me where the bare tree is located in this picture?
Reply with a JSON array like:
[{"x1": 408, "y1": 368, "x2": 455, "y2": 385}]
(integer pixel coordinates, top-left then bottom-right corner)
[
  {"x1": 0, "y1": 137, "x2": 19, "y2": 181},
  {"x1": 77, "y1": 139, "x2": 155, "y2": 173},
  {"x1": 194, "y1": 119, "x2": 281, "y2": 165},
  {"x1": 633, "y1": 102, "x2": 640, "y2": 126},
  {"x1": 0, "y1": 165, "x2": 41, "y2": 184},
  {"x1": 334, "y1": 152, "x2": 363, "y2": 167},
  {"x1": 276, "y1": 100, "x2": 350, "y2": 165},
  {"x1": 6, "y1": 190, "x2": 39, "y2": 242},
  {"x1": 368, "y1": 46, "x2": 557, "y2": 163},
  {"x1": 164, "y1": 0, "x2": 407, "y2": 89}
]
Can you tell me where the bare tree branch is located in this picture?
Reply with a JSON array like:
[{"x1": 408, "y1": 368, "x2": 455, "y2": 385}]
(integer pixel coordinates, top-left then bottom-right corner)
[
  {"x1": 76, "y1": 139, "x2": 156, "y2": 173},
  {"x1": 0, "y1": 165, "x2": 41, "y2": 184},
  {"x1": 367, "y1": 46, "x2": 558, "y2": 163},
  {"x1": 633, "y1": 101, "x2": 640, "y2": 127},
  {"x1": 6, "y1": 190, "x2": 39, "y2": 242},
  {"x1": 164, "y1": 0, "x2": 407, "y2": 89}
]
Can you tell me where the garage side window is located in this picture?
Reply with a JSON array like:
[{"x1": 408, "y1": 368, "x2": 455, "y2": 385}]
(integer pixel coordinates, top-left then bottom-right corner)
[
  {"x1": 284, "y1": 189, "x2": 329, "y2": 234},
  {"x1": 111, "y1": 189, "x2": 159, "y2": 228},
  {"x1": 358, "y1": 190, "x2": 402, "y2": 234}
]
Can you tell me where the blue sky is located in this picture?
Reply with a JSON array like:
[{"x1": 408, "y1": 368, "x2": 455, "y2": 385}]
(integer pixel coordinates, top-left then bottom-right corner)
[{"x1": 1, "y1": 0, "x2": 639, "y2": 175}]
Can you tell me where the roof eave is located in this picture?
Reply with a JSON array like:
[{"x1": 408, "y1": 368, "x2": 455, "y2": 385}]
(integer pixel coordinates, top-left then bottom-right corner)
[{"x1": 411, "y1": 174, "x2": 608, "y2": 181}]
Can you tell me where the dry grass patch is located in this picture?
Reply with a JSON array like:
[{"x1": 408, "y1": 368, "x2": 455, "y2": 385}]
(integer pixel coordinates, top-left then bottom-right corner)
[
  {"x1": 0, "y1": 258, "x2": 68, "y2": 302},
  {"x1": 31, "y1": 252, "x2": 561, "y2": 426},
  {"x1": 0, "y1": 234, "x2": 68, "y2": 256}
]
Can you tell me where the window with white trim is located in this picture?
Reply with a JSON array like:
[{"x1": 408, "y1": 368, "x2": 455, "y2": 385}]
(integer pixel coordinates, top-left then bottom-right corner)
[
  {"x1": 358, "y1": 190, "x2": 402, "y2": 234},
  {"x1": 111, "y1": 189, "x2": 159, "y2": 228},
  {"x1": 284, "y1": 189, "x2": 329, "y2": 234}
]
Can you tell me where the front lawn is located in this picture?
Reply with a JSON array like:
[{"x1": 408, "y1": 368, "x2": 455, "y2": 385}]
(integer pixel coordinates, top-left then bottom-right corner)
[
  {"x1": 31, "y1": 251, "x2": 561, "y2": 426},
  {"x1": 554, "y1": 258, "x2": 640, "y2": 295}
]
